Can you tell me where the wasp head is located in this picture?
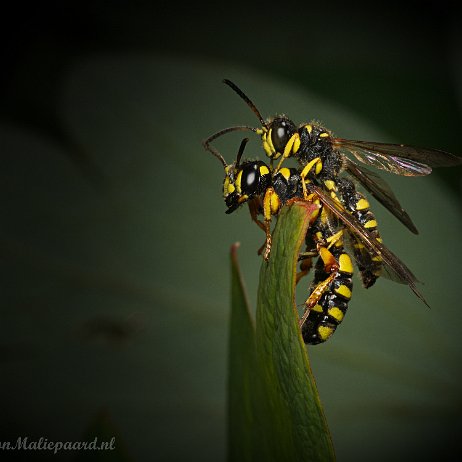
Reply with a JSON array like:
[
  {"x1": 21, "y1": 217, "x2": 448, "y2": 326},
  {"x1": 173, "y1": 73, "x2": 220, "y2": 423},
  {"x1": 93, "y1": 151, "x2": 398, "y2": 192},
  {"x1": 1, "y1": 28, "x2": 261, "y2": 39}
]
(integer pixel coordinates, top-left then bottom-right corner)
[{"x1": 223, "y1": 160, "x2": 272, "y2": 214}]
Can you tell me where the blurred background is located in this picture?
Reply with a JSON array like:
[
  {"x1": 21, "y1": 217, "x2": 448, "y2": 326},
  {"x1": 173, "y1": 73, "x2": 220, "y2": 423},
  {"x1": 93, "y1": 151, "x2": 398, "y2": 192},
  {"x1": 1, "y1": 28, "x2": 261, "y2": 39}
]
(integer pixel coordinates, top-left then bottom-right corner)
[{"x1": 0, "y1": 2, "x2": 461, "y2": 461}]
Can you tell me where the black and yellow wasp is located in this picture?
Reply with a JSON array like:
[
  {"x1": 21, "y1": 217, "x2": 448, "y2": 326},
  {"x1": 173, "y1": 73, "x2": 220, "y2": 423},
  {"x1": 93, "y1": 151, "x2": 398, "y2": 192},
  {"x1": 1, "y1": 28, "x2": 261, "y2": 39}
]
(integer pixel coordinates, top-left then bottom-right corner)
[{"x1": 203, "y1": 80, "x2": 462, "y2": 344}]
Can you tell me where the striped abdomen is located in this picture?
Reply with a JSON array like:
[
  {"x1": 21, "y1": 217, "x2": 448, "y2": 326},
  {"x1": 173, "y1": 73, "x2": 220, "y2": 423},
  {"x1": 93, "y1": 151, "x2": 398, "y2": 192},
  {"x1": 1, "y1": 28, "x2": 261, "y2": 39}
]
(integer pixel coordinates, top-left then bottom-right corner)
[
  {"x1": 336, "y1": 178, "x2": 382, "y2": 288},
  {"x1": 301, "y1": 213, "x2": 354, "y2": 345}
]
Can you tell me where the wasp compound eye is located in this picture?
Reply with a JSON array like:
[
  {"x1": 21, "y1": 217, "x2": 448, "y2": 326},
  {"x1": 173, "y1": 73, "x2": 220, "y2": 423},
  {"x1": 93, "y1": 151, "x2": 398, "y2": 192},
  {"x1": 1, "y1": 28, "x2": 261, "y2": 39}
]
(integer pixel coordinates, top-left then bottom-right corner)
[
  {"x1": 270, "y1": 117, "x2": 296, "y2": 153},
  {"x1": 240, "y1": 164, "x2": 259, "y2": 194}
]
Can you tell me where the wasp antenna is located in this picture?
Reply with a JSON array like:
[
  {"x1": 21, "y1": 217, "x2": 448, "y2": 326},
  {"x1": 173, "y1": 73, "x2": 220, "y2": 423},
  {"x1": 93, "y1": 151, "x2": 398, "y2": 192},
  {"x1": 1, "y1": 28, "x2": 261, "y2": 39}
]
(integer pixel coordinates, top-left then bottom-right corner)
[
  {"x1": 203, "y1": 126, "x2": 256, "y2": 147},
  {"x1": 223, "y1": 79, "x2": 267, "y2": 128},
  {"x1": 202, "y1": 138, "x2": 228, "y2": 168},
  {"x1": 202, "y1": 126, "x2": 257, "y2": 167},
  {"x1": 236, "y1": 138, "x2": 249, "y2": 168}
]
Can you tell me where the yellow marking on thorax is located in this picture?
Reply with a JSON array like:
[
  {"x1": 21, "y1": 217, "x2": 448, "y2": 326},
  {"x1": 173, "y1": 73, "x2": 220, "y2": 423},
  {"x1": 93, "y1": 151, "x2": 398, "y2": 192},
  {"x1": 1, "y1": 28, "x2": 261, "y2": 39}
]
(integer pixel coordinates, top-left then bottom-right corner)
[
  {"x1": 335, "y1": 284, "x2": 352, "y2": 299},
  {"x1": 328, "y1": 306, "x2": 344, "y2": 322},
  {"x1": 279, "y1": 167, "x2": 291, "y2": 181},
  {"x1": 324, "y1": 180, "x2": 336, "y2": 191},
  {"x1": 311, "y1": 304, "x2": 323, "y2": 313},
  {"x1": 319, "y1": 132, "x2": 329, "y2": 138},
  {"x1": 356, "y1": 198, "x2": 370, "y2": 211},
  {"x1": 318, "y1": 325, "x2": 334, "y2": 341},
  {"x1": 260, "y1": 165, "x2": 270, "y2": 176},
  {"x1": 305, "y1": 124, "x2": 313, "y2": 134}
]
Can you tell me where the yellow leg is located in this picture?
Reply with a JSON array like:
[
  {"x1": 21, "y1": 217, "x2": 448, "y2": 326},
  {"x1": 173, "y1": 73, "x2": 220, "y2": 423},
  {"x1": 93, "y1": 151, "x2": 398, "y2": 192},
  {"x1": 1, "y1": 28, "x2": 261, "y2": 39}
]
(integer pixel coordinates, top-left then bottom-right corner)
[
  {"x1": 274, "y1": 155, "x2": 287, "y2": 175},
  {"x1": 299, "y1": 157, "x2": 321, "y2": 199},
  {"x1": 299, "y1": 245, "x2": 339, "y2": 328},
  {"x1": 259, "y1": 187, "x2": 280, "y2": 261},
  {"x1": 325, "y1": 229, "x2": 344, "y2": 249},
  {"x1": 273, "y1": 133, "x2": 300, "y2": 174}
]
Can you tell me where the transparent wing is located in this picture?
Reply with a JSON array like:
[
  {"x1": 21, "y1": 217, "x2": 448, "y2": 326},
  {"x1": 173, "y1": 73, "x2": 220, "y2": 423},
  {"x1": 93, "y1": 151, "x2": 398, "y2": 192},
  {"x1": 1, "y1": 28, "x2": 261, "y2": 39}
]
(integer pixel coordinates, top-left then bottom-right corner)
[
  {"x1": 334, "y1": 138, "x2": 462, "y2": 176},
  {"x1": 306, "y1": 183, "x2": 429, "y2": 308},
  {"x1": 343, "y1": 158, "x2": 418, "y2": 234}
]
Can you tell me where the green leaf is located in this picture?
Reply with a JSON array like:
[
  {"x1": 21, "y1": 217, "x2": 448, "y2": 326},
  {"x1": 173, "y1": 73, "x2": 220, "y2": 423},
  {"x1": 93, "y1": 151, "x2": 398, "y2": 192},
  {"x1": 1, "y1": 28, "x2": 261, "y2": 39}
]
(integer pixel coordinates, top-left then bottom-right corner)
[
  {"x1": 228, "y1": 202, "x2": 335, "y2": 461},
  {"x1": 256, "y1": 201, "x2": 335, "y2": 462},
  {"x1": 228, "y1": 243, "x2": 257, "y2": 462}
]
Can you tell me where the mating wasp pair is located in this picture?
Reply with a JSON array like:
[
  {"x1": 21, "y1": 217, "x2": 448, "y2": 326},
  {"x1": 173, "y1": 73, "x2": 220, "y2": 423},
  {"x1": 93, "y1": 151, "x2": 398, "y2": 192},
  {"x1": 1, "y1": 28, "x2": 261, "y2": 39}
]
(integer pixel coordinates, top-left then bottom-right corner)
[{"x1": 203, "y1": 80, "x2": 462, "y2": 344}]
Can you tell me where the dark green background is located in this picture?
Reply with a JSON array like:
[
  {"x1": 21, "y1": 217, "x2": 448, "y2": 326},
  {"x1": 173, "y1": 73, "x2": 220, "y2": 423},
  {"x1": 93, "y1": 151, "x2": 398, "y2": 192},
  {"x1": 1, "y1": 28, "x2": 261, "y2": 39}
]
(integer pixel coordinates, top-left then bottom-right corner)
[{"x1": 1, "y1": 2, "x2": 461, "y2": 462}]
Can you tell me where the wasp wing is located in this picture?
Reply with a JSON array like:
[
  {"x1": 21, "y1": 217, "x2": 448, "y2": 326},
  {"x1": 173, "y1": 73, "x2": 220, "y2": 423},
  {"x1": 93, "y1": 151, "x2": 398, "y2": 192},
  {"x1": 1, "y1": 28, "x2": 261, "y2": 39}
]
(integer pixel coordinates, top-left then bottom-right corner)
[
  {"x1": 334, "y1": 139, "x2": 462, "y2": 176},
  {"x1": 343, "y1": 158, "x2": 418, "y2": 234},
  {"x1": 306, "y1": 183, "x2": 429, "y2": 308}
]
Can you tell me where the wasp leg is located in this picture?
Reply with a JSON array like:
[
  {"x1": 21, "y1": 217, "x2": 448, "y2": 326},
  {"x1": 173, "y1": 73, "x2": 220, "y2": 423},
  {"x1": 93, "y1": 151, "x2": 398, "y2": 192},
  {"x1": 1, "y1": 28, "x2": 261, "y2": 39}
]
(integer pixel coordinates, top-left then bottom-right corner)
[
  {"x1": 247, "y1": 196, "x2": 274, "y2": 261},
  {"x1": 299, "y1": 157, "x2": 322, "y2": 198},
  {"x1": 257, "y1": 187, "x2": 280, "y2": 261},
  {"x1": 296, "y1": 254, "x2": 315, "y2": 284},
  {"x1": 247, "y1": 188, "x2": 279, "y2": 261},
  {"x1": 296, "y1": 218, "x2": 324, "y2": 285},
  {"x1": 260, "y1": 219, "x2": 272, "y2": 261},
  {"x1": 247, "y1": 198, "x2": 270, "y2": 257},
  {"x1": 247, "y1": 198, "x2": 266, "y2": 232},
  {"x1": 300, "y1": 234, "x2": 354, "y2": 345},
  {"x1": 296, "y1": 205, "x2": 322, "y2": 285},
  {"x1": 300, "y1": 246, "x2": 339, "y2": 325},
  {"x1": 273, "y1": 132, "x2": 301, "y2": 174}
]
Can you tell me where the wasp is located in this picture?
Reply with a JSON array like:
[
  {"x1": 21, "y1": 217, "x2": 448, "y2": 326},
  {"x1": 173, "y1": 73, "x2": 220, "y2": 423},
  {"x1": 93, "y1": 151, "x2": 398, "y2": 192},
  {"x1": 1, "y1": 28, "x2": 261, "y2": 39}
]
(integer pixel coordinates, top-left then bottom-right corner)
[
  {"x1": 203, "y1": 80, "x2": 462, "y2": 303},
  {"x1": 203, "y1": 79, "x2": 462, "y2": 237},
  {"x1": 209, "y1": 138, "x2": 428, "y2": 343},
  {"x1": 203, "y1": 81, "x2": 461, "y2": 342}
]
